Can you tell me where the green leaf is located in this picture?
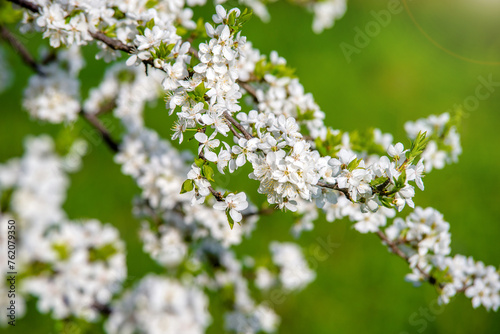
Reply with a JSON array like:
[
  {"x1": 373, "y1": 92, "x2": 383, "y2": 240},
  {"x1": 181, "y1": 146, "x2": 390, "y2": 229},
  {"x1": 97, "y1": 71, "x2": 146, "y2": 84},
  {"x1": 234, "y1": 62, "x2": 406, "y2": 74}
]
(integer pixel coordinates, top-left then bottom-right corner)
[
  {"x1": 195, "y1": 17, "x2": 207, "y2": 38},
  {"x1": 104, "y1": 24, "x2": 117, "y2": 38},
  {"x1": 379, "y1": 196, "x2": 394, "y2": 208},
  {"x1": 146, "y1": 18, "x2": 155, "y2": 30},
  {"x1": 202, "y1": 165, "x2": 215, "y2": 182},
  {"x1": 226, "y1": 210, "x2": 234, "y2": 229},
  {"x1": 228, "y1": 11, "x2": 237, "y2": 26},
  {"x1": 89, "y1": 244, "x2": 117, "y2": 262},
  {"x1": 180, "y1": 179, "x2": 194, "y2": 194},
  {"x1": 194, "y1": 82, "x2": 208, "y2": 98},
  {"x1": 151, "y1": 42, "x2": 176, "y2": 59},
  {"x1": 315, "y1": 137, "x2": 327, "y2": 156},
  {"x1": 64, "y1": 9, "x2": 84, "y2": 24},
  {"x1": 347, "y1": 158, "x2": 361, "y2": 171},
  {"x1": 296, "y1": 109, "x2": 316, "y2": 121},
  {"x1": 407, "y1": 131, "x2": 430, "y2": 163},
  {"x1": 52, "y1": 243, "x2": 70, "y2": 261},
  {"x1": 194, "y1": 158, "x2": 205, "y2": 168},
  {"x1": 238, "y1": 9, "x2": 253, "y2": 25},
  {"x1": 112, "y1": 7, "x2": 126, "y2": 20},
  {"x1": 396, "y1": 170, "x2": 407, "y2": 188},
  {"x1": 176, "y1": 26, "x2": 188, "y2": 36},
  {"x1": 370, "y1": 177, "x2": 389, "y2": 188},
  {"x1": 145, "y1": 0, "x2": 159, "y2": 8}
]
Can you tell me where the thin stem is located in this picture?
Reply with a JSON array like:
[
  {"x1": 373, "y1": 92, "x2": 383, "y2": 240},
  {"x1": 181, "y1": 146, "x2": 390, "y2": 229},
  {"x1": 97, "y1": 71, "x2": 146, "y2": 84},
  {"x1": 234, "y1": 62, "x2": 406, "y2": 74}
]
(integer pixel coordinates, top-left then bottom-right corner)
[
  {"x1": 223, "y1": 111, "x2": 253, "y2": 140},
  {"x1": 8, "y1": 0, "x2": 41, "y2": 13},
  {"x1": 80, "y1": 112, "x2": 119, "y2": 152},
  {"x1": 238, "y1": 80, "x2": 259, "y2": 103},
  {"x1": 208, "y1": 186, "x2": 224, "y2": 201},
  {"x1": 225, "y1": 118, "x2": 243, "y2": 139},
  {"x1": 316, "y1": 181, "x2": 352, "y2": 201},
  {"x1": 89, "y1": 31, "x2": 133, "y2": 53},
  {"x1": 0, "y1": 25, "x2": 43, "y2": 74},
  {"x1": 375, "y1": 230, "x2": 435, "y2": 286}
]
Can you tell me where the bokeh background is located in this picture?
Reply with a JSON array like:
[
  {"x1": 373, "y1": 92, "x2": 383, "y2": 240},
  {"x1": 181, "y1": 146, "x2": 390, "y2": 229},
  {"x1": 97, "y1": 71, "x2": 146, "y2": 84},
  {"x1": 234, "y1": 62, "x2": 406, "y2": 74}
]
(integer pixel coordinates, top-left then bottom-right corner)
[{"x1": 1, "y1": 0, "x2": 500, "y2": 333}]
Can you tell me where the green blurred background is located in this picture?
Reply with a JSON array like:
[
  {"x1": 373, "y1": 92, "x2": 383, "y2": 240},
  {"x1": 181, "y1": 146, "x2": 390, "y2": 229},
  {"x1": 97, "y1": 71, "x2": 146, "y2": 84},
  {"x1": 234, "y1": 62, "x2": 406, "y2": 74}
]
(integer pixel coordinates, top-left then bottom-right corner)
[{"x1": 1, "y1": 0, "x2": 500, "y2": 333}]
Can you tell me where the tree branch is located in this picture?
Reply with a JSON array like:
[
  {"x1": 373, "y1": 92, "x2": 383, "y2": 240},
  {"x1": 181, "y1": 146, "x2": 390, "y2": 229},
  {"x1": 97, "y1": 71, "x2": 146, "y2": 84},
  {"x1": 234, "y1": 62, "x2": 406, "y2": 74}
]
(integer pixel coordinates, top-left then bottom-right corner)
[
  {"x1": 7, "y1": 0, "x2": 383, "y2": 206},
  {"x1": 238, "y1": 80, "x2": 259, "y2": 103},
  {"x1": 223, "y1": 111, "x2": 253, "y2": 140},
  {"x1": 8, "y1": 0, "x2": 41, "y2": 13},
  {"x1": 7, "y1": 0, "x2": 262, "y2": 144},
  {"x1": 89, "y1": 31, "x2": 134, "y2": 53},
  {"x1": 0, "y1": 22, "x2": 120, "y2": 153},
  {"x1": 375, "y1": 230, "x2": 436, "y2": 286},
  {"x1": 80, "y1": 112, "x2": 119, "y2": 152},
  {"x1": 316, "y1": 181, "x2": 352, "y2": 201},
  {"x1": 0, "y1": 25, "x2": 43, "y2": 74},
  {"x1": 225, "y1": 118, "x2": 243, "y2": 139}
]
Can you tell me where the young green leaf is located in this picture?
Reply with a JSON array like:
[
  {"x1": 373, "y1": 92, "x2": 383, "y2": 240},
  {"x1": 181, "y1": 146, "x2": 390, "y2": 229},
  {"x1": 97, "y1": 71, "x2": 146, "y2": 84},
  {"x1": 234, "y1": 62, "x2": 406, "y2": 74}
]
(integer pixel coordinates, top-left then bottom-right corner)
[
  {"x1": 202, "y1": 165, "x2": 215, "y2": 182},
  {"x1": 180, "y1": 179, "x2": 194, "y2": 194},
  {"x1": 226, "y1": 211, "x2": 234, "y2": 229}
]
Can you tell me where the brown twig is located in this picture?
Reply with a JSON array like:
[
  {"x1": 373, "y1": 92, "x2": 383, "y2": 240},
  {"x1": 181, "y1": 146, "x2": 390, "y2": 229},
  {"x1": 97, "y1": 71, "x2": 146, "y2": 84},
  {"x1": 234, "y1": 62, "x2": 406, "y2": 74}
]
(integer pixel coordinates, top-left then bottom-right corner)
[
  {"x1": 0, "y1": 25, "x2": 43, "y2": 74},
  {"x1": 238, "y1": 80, "x2": 259, "y2": 104},
  {"x1": 8, "y1": 0, "x2": 41, "y2": 12},
  {"x1": 208, "y1": 186, "x2": 224, "y2": 201},
  {"x1": 315, "y1": 181, "x2": 352, "y2": 201},
  {"x1": 223, "y1": 111, "x2": 253, "y2": 140},
  {"x1": 9, "y1": 0, "x2": 261, "y2": 145},
  {"x1": 375, "y1": 230, "x2": 437, "y2": 286},
  {"x1": 242, "y1": 207, "x2": 274, "y2": 218},
  {"x1": 89, "y1": 31, "x2": 133, "y2": 53},
  {"x1": 225, "y1": 118, "x2": 243, "y2": 139},
  {"x1": 95, "y1": 99, "x2": 117, "y2": 116},
  {"x1": 80, "y1": 112, "x2": 119, "y2": 152},
  {"x1": 189, "y1": 46, "x2": 199, "y2": 59}
]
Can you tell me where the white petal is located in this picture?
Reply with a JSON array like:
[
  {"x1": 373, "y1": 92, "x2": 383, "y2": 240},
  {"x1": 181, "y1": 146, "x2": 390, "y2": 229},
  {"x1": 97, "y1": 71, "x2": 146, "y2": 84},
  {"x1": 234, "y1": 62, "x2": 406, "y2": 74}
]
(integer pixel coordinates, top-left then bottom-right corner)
[
  {"x1": 194, "y1": 132, "x2": 208, "y2": 143},
  {"x1": 216, "y1": 5, "x2": 226, "y2": 20},
  {"x1": 229, "y1": 208, "x2": 242, "y2": 223},
  {"x1": 213, "y1": 201, "x2": 228, "y2": 211},
  {"x1": 205, "y1": 151, "x2": 218, "y2": 162},
  {"x1": 220, "y1": 25, "x2": 230, "y2": 41}
]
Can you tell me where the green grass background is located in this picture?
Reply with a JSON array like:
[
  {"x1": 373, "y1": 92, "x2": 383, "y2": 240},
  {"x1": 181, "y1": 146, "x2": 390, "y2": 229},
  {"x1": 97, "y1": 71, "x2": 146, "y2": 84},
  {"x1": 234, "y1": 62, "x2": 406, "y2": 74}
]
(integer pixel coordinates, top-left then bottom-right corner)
[{"x1": 1, "y1": 0, "x2": 500, "y2": 333}]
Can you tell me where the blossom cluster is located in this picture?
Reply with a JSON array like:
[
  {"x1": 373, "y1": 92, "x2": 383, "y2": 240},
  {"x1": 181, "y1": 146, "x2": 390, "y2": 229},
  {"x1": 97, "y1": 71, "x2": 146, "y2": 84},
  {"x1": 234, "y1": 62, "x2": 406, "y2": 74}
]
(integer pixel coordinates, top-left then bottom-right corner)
[
  {"x1": 113, "y1": 124, "x2": 306, "y2": 333},
  {"x1": 106, "y1": 275, "x2": 211, "y2": 334},
  {"x1": 22, "y1": 219, "x2": 126, "y2": 320},
  {"x1": 0, "y1": 135, "x2": 126, "y2": 321},
  {"x1": 438, "y1": 255, "x2": 500, "y2": 311},
  {"x1": 384, "y1": 207, "x2": 500, "y2": 311},
  {"x1": 23, "y1": 55, "x2": 81, "y2": 123},
  {"x1": 20, "y1": 0, "x2": 199, "y2": 56},
  {"x1": 270, "y1": 241, "x2": 316, "y2": 291}
]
